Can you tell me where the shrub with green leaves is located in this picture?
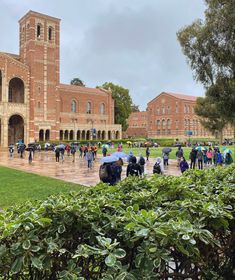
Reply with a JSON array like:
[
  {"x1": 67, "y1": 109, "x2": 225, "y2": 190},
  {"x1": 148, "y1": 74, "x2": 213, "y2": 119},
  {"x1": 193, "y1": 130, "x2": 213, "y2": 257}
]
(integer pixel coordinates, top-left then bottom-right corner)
[{"x1": 0, "y1": 165, "x2": 234, "y2": 279}]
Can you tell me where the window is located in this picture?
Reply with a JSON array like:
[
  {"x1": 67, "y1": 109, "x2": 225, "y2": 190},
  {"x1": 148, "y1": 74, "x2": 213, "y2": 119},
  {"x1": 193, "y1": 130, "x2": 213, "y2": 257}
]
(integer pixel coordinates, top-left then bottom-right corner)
[
  {"x1": 48, "y1": 27, "x2": 53, "y2": 41},
  {"x1": 162, "y1": 119, "x2": 166, "y2": 128},
  {"x1": 71, "y1": 100, "x2": 77, "y2": 113},
  {"x1": 157, "y1": 120, "x2": 160, "y2": 127},
  {"x1": 167, "y1": 106, "x2": 171, "y2": 114},
  {"x1": 37, "y1": 24, "x2": 41, "y2": 39},
  {"x1": 87, "y1": 102, "x2": 91, "y2": 114},
  {"x1": 100, "y1": 103, "x2": 105, "y2": 114},
  {"x1": 8, "y1": 88, "x2": 13, "y2": 102},
  {"x1": 176, "y1": 102, "x2": 179, "y2": 113},
  {"x1": 184, "y1": 105, "x2": 187, "y2": 113},
  {"x1": 162, "y1": 107, "x2": 165, "y2": 114},
  {"x1": 167, "y1": 119, "x2": 171, "y2": 128}
]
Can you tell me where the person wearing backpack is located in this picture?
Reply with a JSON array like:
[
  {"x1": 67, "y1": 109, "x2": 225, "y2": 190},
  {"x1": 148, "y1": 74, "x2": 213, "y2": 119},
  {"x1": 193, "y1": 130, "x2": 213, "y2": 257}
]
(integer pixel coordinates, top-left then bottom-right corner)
[
  {"x1": 71, "y1": 145, "x2": 76, "y2": 162},
  {"x1": 99, "y1": 162, "x2": 116, "y2": 185},
  {"x1": 102, "y1": 146, "x2": 107, "y2": 157},
  {"x1": 197, "y1": 150, "x2": 203, "y2": 169},
  {"x1": 138, "y1": 154, "x2": 146, "y2": 176},
  {"x1": 153, "y1": 157, "x2": 164, "y2": 175},
  {"x1": 176, "y1": 147, "x2": 183, "y2": 167},
  {"x1": 126, "y1": 156, "x2": 142, "y2": 177},
  {"x1": 189, "y1": 148, "x2": 197, "y2": 169},
  {"x1": 163, "y1": 153, "x2": 169, "y2": 167}
]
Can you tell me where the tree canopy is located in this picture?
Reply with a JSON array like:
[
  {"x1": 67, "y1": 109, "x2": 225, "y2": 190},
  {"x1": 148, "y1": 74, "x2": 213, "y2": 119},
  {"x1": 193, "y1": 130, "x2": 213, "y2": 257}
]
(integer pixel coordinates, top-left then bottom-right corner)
[
  {"x1": 70, "y1": 77, "x2": 85, "y2": 87},
  {"x1": 101, "y1": 82, "x2": 133, "y2": 131},
  {"x1": 177, "y1": 0, "x2": 235, "y2": 127}
]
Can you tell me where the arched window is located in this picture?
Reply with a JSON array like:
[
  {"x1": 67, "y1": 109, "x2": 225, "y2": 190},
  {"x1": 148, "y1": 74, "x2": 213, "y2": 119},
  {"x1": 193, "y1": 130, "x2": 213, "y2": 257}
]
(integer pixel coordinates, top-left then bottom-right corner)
[
  {"x1": 100, "y1": 103, "x2": 105, "y2": 114},
  {"x1": 162, "y1": 119, "x2": 166, "y2": 128},
  {"x1": 157, "y1": 120, "x2": 160, "y2": 127},
  {"x1": 167, "y1": 119, "x2": 171, "y2": 128},
  {"x1": 162, "y1": 107, "x2": 165, "y2": 114},
  {"x1": 87, "y1": 102, "x2": 92, "y2": 114},
  {"x1": 48, "y1": 26, "x2": 53, "y2": 41},
  {"x1": 71, "y1": 100, "x2": 77, "y2": 113},
  {"x1": 37, "y1": 24, "x2": 41, "y2": 39}
]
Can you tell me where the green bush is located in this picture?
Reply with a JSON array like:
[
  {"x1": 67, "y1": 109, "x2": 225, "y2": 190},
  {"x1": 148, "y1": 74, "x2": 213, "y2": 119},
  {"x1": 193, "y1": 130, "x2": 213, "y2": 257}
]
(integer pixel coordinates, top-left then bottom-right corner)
[{"x1": 0, "y1": 165, "x2": 235, "y2": 279}]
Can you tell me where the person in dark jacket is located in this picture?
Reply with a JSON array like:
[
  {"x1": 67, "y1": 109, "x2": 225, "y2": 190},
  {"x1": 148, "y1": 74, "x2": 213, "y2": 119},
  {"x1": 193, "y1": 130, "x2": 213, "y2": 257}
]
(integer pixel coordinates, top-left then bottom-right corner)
[
  {"x1": 179, "y1": 157, "x2": 189, "y2": 173},
  {"x1": 126, "y1": 156, "x2": 142, "y2": 177},
  {"x1": 146, "y1": 147, "x2": 150, "y2": 161},
  {"x1": 189, "y1": 148, "x2": 197, "y2": 169}
]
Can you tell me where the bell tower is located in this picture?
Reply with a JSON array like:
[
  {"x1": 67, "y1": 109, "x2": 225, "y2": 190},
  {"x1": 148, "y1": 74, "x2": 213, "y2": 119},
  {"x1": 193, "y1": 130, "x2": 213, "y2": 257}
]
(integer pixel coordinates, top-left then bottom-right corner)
[{"x1": 19, "y1": 11, "x2": 61, "y2": 141}]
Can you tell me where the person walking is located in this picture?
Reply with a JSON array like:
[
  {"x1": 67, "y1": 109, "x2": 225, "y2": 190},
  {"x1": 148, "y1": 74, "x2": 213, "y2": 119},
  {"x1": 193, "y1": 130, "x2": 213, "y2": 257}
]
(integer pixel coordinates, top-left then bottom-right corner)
[
  {"x1": 163, "y1": 153, "x2": 169, "y2": 167},
  {"x1": 60, "y1": 149, "x2": 65, "y2": 163},
  {"x1": 126, "y1": 156, "x2": 142, "y2": 177},
  {"x1": 206, "y1": 148, "x2": 213, "y2": 165},
  {"x1": 102, "y1": 146, "x2": 107, "y2": 157},
  {"x1": 9, "y1": 145, "x2": 14, "y2": 158},
  {"x1": 55, "y1": 148, "x2": 60, "y2": 162},
  {"x1": 71, "y1": 145, "x2": 76, "y2": 162},
  {"x1": 138, "y1": 154, "x2": 146, "y2": 176},
  {"x1": 176, "y1": 147, "x2": 184, "y2": 167},
  {"x1": 86, "y1": 150, "x2": 93, "y2": 169},
  {"x1": 197, "y1": 149, "x2": 203, "y2": 169},
  {"x1": 112, "y1": 158, "x2": 123, "y2": 183},
  {"x1": 146, "y1": 147, "x2": 150, "y2": 161},
  {"x1": 225, "y1": 153, "x2": 233, "y2": 165},
  {"x1": 189, "y1": 148, "x2": 197, "y2": 169},
  {"x1": 179, "y1": 157, "x2": 189, "y2": 173}
]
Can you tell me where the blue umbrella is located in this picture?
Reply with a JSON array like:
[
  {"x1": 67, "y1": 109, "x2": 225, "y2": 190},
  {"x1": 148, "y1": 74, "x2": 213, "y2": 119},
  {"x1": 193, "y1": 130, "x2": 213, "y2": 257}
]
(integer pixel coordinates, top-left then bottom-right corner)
[
  {"x1": 112, "y1": 151, "x2": 128, "y2": 158},
  {"x1": 100, "y1": 155, "x2": 118, "y2": 163}
]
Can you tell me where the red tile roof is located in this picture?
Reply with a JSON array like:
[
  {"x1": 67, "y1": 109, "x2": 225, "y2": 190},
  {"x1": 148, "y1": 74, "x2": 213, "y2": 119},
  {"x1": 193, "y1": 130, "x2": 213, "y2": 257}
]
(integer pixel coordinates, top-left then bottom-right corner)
[{"x1": 59, "y1": 84, "x2": 110, "y2": 95}]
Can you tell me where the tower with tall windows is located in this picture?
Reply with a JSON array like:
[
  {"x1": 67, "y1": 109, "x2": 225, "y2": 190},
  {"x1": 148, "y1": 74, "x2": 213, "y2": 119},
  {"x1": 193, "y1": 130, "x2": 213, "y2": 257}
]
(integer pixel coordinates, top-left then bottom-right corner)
[
  {"x1": 19, "y1": 11, "x2": 61, "y2": 141},
  {"x1": 0, "y1": 11, "x2": 121, "y2": 147}
]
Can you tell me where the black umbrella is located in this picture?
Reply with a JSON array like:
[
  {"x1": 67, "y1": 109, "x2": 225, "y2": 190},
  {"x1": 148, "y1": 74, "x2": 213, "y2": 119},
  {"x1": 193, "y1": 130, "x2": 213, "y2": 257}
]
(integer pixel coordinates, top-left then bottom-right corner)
[{"x1": 162, "y1": 147, "x2": 172, "y2": 154}]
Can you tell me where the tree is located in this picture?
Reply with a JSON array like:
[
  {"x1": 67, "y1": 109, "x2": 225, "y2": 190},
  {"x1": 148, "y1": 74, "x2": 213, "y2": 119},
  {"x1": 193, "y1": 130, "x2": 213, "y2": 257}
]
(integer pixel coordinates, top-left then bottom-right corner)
[
  {"x1": 177, "y1": 0, "x2": 235, "y2": 128},
  {"x1": 70, "y1": 78, "x2": 85, "y2": 87},
  {"x1": 101, "y1": 82, "x2": 133, "y2": 131},
  {"x1": 195, "y1": 97, "x2": 227, "y2": 143},
  {"x1": 131, "y1": 104, "x2": 140, "y2": 112}
]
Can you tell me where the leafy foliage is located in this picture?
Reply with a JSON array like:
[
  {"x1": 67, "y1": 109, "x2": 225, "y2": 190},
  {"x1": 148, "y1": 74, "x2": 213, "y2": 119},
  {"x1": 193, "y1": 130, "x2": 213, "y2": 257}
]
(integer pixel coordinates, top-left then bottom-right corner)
[
  {"x1": 0, "y1": 165, "x2": 235, "y2": 279},
  {"x1": 177, "y1": 0, "x2": 235, "y2": 126},
  {"x1": 70, "y1": 78, "x2": 85, "y2": 87},
  {"x1": 101, "y1": 82, "x2": 133, "y2": 131}
]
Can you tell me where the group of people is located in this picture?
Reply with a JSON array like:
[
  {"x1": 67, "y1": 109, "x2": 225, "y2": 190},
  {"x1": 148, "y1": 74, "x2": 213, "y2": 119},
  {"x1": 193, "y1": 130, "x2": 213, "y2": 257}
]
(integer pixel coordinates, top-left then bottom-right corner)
[{"x1": 176, "y1": 146, "x2": 233, "y2": 174}]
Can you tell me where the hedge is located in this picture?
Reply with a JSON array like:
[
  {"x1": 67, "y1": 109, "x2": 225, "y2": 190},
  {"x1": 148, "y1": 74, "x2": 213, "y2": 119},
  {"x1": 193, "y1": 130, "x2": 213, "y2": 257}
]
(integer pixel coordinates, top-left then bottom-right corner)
[{"x1": 0, "y1": 165, "x2": 234, "y2": 279}]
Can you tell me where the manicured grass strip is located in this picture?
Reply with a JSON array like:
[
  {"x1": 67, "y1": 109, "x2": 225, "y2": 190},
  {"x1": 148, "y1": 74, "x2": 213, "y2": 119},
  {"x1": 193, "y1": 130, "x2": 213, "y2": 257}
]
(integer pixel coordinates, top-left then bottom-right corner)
[{"x1": 0, "y1": 166, "x2": 82, "y2": 208}]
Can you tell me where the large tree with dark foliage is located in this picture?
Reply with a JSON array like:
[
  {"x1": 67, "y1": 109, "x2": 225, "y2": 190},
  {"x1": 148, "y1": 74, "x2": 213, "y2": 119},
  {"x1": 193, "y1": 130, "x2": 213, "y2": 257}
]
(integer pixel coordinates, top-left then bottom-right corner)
[{"x1": 177, "y1": 0, "x2": 235, "y2": 135}]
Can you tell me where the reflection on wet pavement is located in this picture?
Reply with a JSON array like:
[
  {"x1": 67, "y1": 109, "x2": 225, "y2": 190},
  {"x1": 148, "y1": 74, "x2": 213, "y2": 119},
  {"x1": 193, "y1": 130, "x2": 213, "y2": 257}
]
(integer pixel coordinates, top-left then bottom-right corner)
[{"x1": 0, "y1": 150, "x2": 181, "y2": 186}]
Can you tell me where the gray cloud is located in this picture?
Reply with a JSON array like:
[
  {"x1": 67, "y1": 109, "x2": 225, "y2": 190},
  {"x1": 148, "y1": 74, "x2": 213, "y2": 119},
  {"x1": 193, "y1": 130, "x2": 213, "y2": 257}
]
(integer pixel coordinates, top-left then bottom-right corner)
[{"x1": 0, "y1": 0, "x2": 205, "y2": 110}]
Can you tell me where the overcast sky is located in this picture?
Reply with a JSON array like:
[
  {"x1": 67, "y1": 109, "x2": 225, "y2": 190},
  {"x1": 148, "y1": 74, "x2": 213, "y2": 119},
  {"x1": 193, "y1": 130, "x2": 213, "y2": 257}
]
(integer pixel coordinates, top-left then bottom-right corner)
[{"x1": 0, "y1": 0, "x2": 206, "y2": 110}]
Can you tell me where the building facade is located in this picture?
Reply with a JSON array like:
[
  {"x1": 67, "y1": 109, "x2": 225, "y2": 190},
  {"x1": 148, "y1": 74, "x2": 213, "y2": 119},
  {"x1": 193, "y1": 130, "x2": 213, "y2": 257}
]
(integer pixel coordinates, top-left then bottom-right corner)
[
  {"x1": 0, "y1": 11, "x2": 121, "y2": 147},
  {"x1": 126, "y1": 92, "x2": 233, "y2": 139},
  {"x1": 125, "y1": 111, "x2": 147, "y2": 138}
]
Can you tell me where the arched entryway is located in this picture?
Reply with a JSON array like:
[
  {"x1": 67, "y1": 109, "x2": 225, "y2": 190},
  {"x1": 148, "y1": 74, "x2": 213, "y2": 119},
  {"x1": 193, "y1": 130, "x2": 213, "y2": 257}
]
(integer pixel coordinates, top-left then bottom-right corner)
[
  {"x1": 102, "y1": 130, "x2": 106, "y2": 140},
  {"x1": 97, "y1": 130, "x2": 101, "y2": 140},
  {"x1": 77, "y1": 130, "x2": 81, "y2": 140},
  {"x1": 59, "y1": 130, "x2": 63, "y2": 140},
  {"x1": 8, "y1": 77, "x2": 24, "y2": 103},
  {"x1": 116, "y1": 131, "x2": 120, "y2": 139},
  {"x1": 8, "y1": 115, "x2": 24, "y2": 145},
  {"x1": 86, "y1": 130, "x2": 90, "y2": 140},
  {"x1": 45, "y1": 129, "x2": 50, "y2": 141},
  {"x1": 69, "y1": 130, "x2": 74, "y2": 140},
  {"x1": 39, "y1": 129, "x2": 44, "y2": 141},
  {"x1": 81, "y1": 130, "x2": 86, "y2": 140},
  {"x1": 64, "y1": 130, "x2": 69, "y2": 140},
  {"x1": 108, "y1": 131, "x2": 111, "y2": 140}
]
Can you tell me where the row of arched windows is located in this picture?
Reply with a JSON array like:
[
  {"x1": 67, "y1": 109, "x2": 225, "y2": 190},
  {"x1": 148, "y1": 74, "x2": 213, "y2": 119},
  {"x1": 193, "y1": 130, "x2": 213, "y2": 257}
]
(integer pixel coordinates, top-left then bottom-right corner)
[
  {"x1": 21, "y1": 23, "x2": 54, "y2": 42},
  {"x1": 71, "y1": 100, "x2": 106, "y2": 114}
]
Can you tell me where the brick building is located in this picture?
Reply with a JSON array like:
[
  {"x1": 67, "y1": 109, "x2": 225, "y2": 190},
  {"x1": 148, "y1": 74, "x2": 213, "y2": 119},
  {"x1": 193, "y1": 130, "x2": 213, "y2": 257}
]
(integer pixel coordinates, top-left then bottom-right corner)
[
  {"x1": 0, "y1": 11, "x2": 121, "y2": 147},
  {"x1": 125, "y1": 111, "x2": 147, "y2": 138},
  {"x1": 126, "y1": 92, "x2": 233, "y2": 139}
]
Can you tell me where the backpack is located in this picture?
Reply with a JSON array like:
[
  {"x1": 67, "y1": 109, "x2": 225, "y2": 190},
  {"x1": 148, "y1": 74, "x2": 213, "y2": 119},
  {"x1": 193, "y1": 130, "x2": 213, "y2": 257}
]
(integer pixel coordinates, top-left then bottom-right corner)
[
  {"x1": 139, "y1": 157, "x2": 145, "y2": 165},
  {"x1": 153, "y1": 162, "x2": 161, "y2": 174},
  {"x1": 99, "y1": 164, "x2": 109, "y2": 181},
  {"x1": 129, "y1": 164, "x2": 139, "y2": 176}
]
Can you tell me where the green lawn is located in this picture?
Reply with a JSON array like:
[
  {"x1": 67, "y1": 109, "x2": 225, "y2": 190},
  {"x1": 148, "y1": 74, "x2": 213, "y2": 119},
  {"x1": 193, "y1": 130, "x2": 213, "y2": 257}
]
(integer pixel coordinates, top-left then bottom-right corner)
[
  {"x1": 101, "y1": 145, "x2": 235, "y2": 161},
  {"x1": 0, "y1": 166, "x2": 82, "y2": 208}
]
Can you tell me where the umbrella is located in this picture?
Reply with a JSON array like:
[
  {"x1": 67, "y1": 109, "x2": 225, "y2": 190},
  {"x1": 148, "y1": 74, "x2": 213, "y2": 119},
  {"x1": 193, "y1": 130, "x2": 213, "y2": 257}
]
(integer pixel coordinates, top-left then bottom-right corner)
[
  {"x1": 102, "y1": 144, "x2": 109, "y2": 149},
  {"x1": 55, "y1": 144, "x2": 65, "y2": 151},
  {"x1": 127, "y1": 141, "x2": 132, "y2": 144},
  {"x1": 162, "y1": 147, "x2": 172, "y2": 154},
  {"x1": 112, "y1": 151, "x2": 128, "y2": 158},
  {"x1": 223, "y1": 148, "x2": 232, "y2": 154},
  {"x1": 100, "y1": 155, "x2": 118, "y2": 163},
  {"x1": 195, "y1": 146, "x2": 206, "y2": 151}
]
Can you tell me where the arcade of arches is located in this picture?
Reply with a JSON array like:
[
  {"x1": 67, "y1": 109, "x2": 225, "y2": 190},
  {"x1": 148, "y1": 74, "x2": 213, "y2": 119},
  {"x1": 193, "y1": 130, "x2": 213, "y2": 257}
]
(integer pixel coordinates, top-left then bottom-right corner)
[{"x1": 38, "y1": 129, "x2": 120, "y2": 141}]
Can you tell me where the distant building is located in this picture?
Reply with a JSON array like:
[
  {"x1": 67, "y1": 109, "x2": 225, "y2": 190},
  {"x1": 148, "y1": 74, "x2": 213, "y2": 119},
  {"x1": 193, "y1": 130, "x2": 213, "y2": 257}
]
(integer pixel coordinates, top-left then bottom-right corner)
[
  {"x1": 0, "y1": 11, "x2": 121, "y2": 147},
  {"x1": 125, "y1": 111, "x2": 147, "y2": 138},
  {"x1": 126, "y1": 92, "x2": 233, "y2": 139}
]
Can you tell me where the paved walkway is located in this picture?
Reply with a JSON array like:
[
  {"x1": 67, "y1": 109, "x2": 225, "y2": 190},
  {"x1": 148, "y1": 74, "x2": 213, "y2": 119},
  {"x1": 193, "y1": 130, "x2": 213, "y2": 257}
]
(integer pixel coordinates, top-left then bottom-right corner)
[{"x1": 0, "y1": 150, "x2": 181, "y2": 186}]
